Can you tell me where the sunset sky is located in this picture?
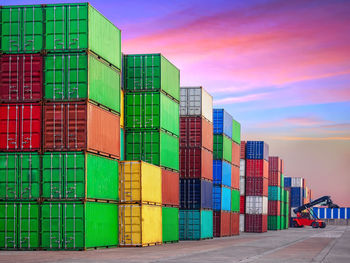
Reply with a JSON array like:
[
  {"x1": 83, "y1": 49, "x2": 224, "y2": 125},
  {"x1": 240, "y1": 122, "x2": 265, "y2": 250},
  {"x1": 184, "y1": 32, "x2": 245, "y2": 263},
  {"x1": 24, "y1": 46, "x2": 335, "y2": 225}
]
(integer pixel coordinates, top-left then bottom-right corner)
[{"x1": 4, "y1": 0, "x2": 350, "y2": 205}]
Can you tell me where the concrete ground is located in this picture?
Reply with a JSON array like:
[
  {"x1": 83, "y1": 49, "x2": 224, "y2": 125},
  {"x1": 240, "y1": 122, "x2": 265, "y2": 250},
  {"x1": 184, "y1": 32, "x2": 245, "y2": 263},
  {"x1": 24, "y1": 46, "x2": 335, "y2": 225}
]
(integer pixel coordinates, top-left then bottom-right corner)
[{"x1": 1, "y1": 225, "x2": 349, "y2": 263}]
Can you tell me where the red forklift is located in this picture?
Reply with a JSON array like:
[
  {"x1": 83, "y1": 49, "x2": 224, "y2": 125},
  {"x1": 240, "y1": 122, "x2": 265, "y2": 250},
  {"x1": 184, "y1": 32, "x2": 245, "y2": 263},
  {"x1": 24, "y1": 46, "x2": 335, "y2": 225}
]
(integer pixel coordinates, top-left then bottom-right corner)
[{"x1": 292, "y1": 196, "x2": 338, "y2": 228}]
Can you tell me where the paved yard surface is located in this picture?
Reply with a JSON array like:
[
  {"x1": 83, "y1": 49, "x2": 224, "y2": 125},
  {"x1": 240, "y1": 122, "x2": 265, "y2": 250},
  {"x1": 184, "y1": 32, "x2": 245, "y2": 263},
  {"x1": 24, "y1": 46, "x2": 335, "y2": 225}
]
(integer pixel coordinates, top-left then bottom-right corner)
[{"x1": 1, "y1": 225, "x2": 349, "y2": 263}]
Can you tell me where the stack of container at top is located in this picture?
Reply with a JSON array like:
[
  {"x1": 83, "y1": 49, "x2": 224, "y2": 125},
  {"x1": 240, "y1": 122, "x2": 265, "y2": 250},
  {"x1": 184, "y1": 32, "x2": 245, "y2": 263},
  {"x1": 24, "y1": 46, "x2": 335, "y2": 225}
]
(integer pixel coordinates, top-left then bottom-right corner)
[
  {"x1": 122, "y1": 54, "x2": 180, "y2": 245},
  {"x1": 268, "y1": 157, "x2": 283, "y2": 230},
  {"x1": 245, "y1": 141, "x2": 269, "y2": 232},
  {"x1": 0, "y1": 3, "x2": 121, "y2": 250},
  {"x1": 179, "y1": 87, "x2": 213, "y2": 240},
  {"x1": 239, "y1": 141, "x2": 246, "y2": 232},
  {"x1": 212, "y1": 109, "x2": 240, "y2": 236}
]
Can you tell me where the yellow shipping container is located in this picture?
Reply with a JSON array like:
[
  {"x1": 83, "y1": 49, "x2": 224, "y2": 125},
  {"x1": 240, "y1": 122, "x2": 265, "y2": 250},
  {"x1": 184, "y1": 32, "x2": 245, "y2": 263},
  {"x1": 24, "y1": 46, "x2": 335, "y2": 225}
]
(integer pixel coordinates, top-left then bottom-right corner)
[
  {"x1": 119, "y1": 204, "x2": 162, "y2": 246},
  {"x1": 120, "y1": 89, "x2": 124, "y2": 127},
  {"x1": 119, "y1": 161, "x2": 162, "y2": 204}
]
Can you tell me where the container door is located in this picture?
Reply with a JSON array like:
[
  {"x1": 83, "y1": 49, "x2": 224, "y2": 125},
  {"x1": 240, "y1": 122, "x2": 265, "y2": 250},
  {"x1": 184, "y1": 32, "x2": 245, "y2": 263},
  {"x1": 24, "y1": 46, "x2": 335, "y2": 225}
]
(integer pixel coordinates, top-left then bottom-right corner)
[
  {"x1": 41, "y1": 203, "x2": 62, "y2": 249},
  {"x1": 67, "y1": 103, "x2": 86, "y2": 150},
  {"x1": 42, "y1": 153, "x2": 65, "y2": 199},
  {"x1": 18, "y1": 153, "x2": 40, "y2": 199},
  {"x1": 22, "y1": 6, "x2": 43, "y2": 52},
  {"x1": 43, "y1": 103, "x2": 65, "y2": 150},
  {"x1": 0, "y1": 55, "x2": 20, "y2": 101},
  {"x1": 66, "y1": 53, "x2": 88, "y2": 99},
  {"x1": 0, "y1": 105, "x2": 19, "y2": 150},
  {"x1": 119, "y1": 204, "x2": 141, "y2": 246},
  {"x1": 1, "y1": 8, "x2": 22, "y2": 52},
  {"x1": 45, "y1": 5, "x2": 66, "y2": 50},
  {"x1": 22, "y1": 54, "x2": 43, "y2": 101},
  {"x1": 44, "y1": 54, "x2": 66, "y2": 100},
  {"x1": 0, "y1": 154, "x2": 17, "y2": 199},
  {"x1": 64, "y1": 153, "x2": 85, "y2": 199},
  {"x1": 62, "y1": 203, "x2": 84, "y2": 249},
  {"x1": 20, "y1": 104, "x2": 41, "y2": 150},
  {"x1": 66, "y1": 4, "x2": 88, "y2": 50},
  {"x1": 17, "y1": 203, "x2": 39, "y2": 249},
  {"x1": 0, "y1": 203, "x2": 17, "y2": 248}
]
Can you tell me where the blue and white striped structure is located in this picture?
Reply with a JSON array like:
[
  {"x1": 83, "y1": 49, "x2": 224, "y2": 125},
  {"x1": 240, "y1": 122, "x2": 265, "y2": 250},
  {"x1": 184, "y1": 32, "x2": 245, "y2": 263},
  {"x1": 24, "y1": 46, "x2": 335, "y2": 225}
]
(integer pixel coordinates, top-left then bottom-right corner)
[{"x1": 313, "y1": 207, "x2": 350, "y2": 219}]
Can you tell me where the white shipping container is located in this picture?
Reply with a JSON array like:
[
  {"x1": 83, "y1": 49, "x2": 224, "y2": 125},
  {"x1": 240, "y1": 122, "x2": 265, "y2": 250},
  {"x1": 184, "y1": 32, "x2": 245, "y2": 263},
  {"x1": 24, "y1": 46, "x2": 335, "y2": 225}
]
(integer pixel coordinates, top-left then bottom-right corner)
[
  {"x1": 291, "y1": 177, "x2": 303, "y2": 187},
  {"x1": 240, "y1": 159, "x2": 245, "y2": 177},
  {"x1": 245, "y1": 196, "x2": 268, "y2": 215},
  {"x1": 180, "y1": 87, "x2": 213, "y2": 122},
  {"x1": 240, "y1": 177, "x2": 245, "y2": 195},
  {"x1": 240, "y1": 214, "x2": 245, "y2": 232}
]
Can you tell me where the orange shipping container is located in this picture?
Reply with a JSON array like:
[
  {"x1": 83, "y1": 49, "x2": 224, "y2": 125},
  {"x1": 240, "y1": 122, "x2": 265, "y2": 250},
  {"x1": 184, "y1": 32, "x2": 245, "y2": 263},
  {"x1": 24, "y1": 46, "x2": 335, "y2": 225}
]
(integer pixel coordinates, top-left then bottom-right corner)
[
  {"x1": 232, "y1": 142, "x2": 240, "y2": 166},
  {"x1": 231, "y1": 164, "x2": 240, "y2": 190},
  {"x1": 162, "y1": 168, "x2": 180, "y2": 207}
]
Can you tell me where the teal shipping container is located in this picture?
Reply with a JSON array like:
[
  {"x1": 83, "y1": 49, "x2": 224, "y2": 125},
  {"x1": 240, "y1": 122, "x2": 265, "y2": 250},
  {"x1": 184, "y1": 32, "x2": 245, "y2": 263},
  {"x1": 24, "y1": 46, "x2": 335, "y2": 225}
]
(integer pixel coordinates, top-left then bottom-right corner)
[
  {"x1": 268, "y1": 186, "x2": 281, "y2": 201},
  {"x1": 179, "y1": 209, "x2": 213, "y2": 240}
]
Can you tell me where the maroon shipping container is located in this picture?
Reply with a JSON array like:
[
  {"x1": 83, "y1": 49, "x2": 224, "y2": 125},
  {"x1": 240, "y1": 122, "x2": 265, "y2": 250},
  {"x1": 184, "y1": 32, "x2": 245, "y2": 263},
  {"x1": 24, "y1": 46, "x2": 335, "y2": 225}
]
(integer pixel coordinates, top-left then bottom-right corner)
[
  {"x1": 43, "y1": 102, "x2": 120, "y2": 158},
  {"x1": 232, "y1": 141, "x2": 240, "y2": 166},
  {"x1": 245, "y1": 177, "x2": 268, "y2": 196},
  {"x1": 268, "y1": 200, "x2": 280, "y2": 216},
  {"x1": 162, "y1": 168, "x2": 179, "y2": 207},
  {"x1": 268, "y1": 171, "x2": 281, "y2": 186},
  {"x1": 0, "y1": 103, "x2": 41, "y2": 151},
  {"x1": 180, "y1": 116, "x2": 213, "y2": 151},
  {"x1": 240, "y1": 141, "x2": 246, "y2": 159},
  {"x1": 245, "y1": 214, "x2": 267, "y2": 233},
  {"x1": 213, "y1": 211, "x2": 231, "y2": 237},
  {"x1": 180, "y1": 147, "x2": 213, "y2": 181},
  {"x1": 230, "y1": 212, "x2": 239, "y2": 236},
  {"x1": 0, "y1": 54, "x2": 43, "y2": 102},
  {"x1": 240, "y1": 196, "x2": 245, "y2": 214},
  {"x1": 246, "y1": 159, "x2": 268, "y2": 178},
  {"x1": 231, "y1": 164, "x2": 240, "y2": 190},
  {"x1": 268, "y1": 156, "x2": 281, "y2": 172}
]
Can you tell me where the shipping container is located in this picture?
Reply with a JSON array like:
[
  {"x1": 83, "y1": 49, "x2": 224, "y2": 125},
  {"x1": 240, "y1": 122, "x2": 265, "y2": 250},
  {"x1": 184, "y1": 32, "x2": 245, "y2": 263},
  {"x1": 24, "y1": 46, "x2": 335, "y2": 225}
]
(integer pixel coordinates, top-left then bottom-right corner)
[
  {"x1": 42, "y1": 152, "x2": 118, "y2": 201},
  {"x1": 125, "y1": 129, "x2": 179, "y2": 171},
  {"x1": 0, "y1": 153, "x2": 40, "y2": 200},
  {"x1": 180, "y1": 179, "x2": 212, "y2": 209},
  {"x1": 245, "y1": 177, "x2": 268, "y2": 196},
  {"x1": 268, "y1": 215, "x2": 281, "y2": 230},
  {"x1": 291, "y1": 177, "x2": 303, "y2": 187},
  {"x1": 268, "y1": 200, "x2": 280, "y2": 216},
  {"x1": 268, "y1": 157, "x2": 281, "y2": 172},
  {"x1": 0, "y1": 103, "x2": 41, "y2": 151},
  {"x1": 239, "y1": 214, "x2": 245, "y2": 232},
  {"x1": 0, "y1": 54, "x2": 43, "y2": 103},
  {"x1": 162, "y1": 207, "x2": 179, "y2": 243},
  {"x1": 180, "y1": 147, "x2": 212, "y2": 180},
  {"x1": 120, "y1": 90, "x2": 124, "y2": 128},
  {"x1": 239, "y1": 159, "x2": 245, "y2": 177},
  {"x1": 246, "y1": 141, "x2": 269, "y2": 161},
  {"x1": 246, "y1": 159, "x2": 268, "y2": 178},
  {"x1": 125, "y1": 92, "x2": 179, "y2": 136},
  {"x1": 240, "y1": 177, "x2": 245, "y2": 196},
  {"x1": 240, "y1": 196, "x2": 245, "y2": 214},
  {"x1": 291, "y1": 187, "x2": 303, "y2": 207},
  {"x1": 43, "y1": 102, "x2": 120, "y2": 158},
  {"x1": 124, "y1": 54, "x2": 180, "y2": 101},
  {"x1": 180, "y1": 87, "x2": 213, "y2": 123},
  {"x1": 213, "y1": 211, "x2": 230, "y2": 237},
  {"x1": 231, "y1": 165, "x2": 240, "y2": 190},
  {"x1": 268, "y1": 186, "x2": 281, "y2": 201},
  {"x1": 284, "y1": 177, "x2": 291, "y2": 188},
  {"x1": 232, "y1": 142, "x2": 240, "y2": 166},
  {"x1": 213, "y1": 134, "x2": 232, "y2": 162},
  {"x1": 245, "y1": 196, "x2": 268, "y2": 215},
  {"x1": 213, "y1": 109, "x2": 233, "y2": 138},
  {"x1": 44, "y1": 52, "x2": 121, "y2": 113},
  {"x1": 230, "y1": 212, "x2": 239, "y2": 235},
  {"x1": 179, "y1": 209, "x2": 213, "y2": 240},
  {"x1": 42, "y1": 201, "x2": 118, "y2": 250},
  {"x1": 119, "y1": 203, "x2": 161, "y2": 246},
  {"x1": 212, "y1": 185, "x2": 231, "y2": 211},
  {"x1": 120, "y1": 128, "x2": 124, "y2": 161},
  {"x1": 269, "y1": 171, "x2": 281, "y2": 186},
  {"x1": 0, "y1": 201, "x2": 39, "y2": 249},
  {"x1": 232, "y1": 120, "x2": 241, "y2": 145},
  {"x1": 280, "y1": 173, "x2": 284, "y2": 188},
  {"x1": 213, "y1": 160, "x2": 231, "y2": 187},
  {"x1": 313, "y1": 207, "x2": 350, "y2": 219},
  {"x1": 231, "y1": 189, "x2": 240, "y2": 213},
  {"x1": 240, "y1": 141, "x2": 246, "y2": 159},
  {"x1": 245, "y1": 214, "x2": 267, "y2": 233},
  {"x1": 162, "y1": 169, "x2": 179, "y2": 207},
  {"x1": 119, "y1": 161, "x2": 161, "y2": 204},
  {"x1": 180, "y1": 116, "x2": 213, "y2": 151}
]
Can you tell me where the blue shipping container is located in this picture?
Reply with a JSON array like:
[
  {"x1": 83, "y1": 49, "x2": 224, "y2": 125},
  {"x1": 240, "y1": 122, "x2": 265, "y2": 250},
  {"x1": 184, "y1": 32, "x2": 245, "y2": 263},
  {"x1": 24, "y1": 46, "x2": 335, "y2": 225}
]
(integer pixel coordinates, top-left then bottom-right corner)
[
  {"x1": 284, "y1": 177, "x2": 291, "y2": 188},
  {"x1": 180, "y1": 179, "x2": 213, "y2": 209},
  {"x1": 291, "y1": 187, "x2": 303, "y2": 207},
  {"x1": 246, "y1": 141, "x2": 269, "y2": 161},
  {"x1": 213, "y1": 185, "x2": 231, "y2": 211},
  {"x1": 213, "y1": 109, "x2": 233, "y2": 139},
  {"x1": 313, "y1": 207, "x2": 350, "y2": 219},
  {"x1": 213, "y1": 160, "x2": 231, "y2": 187}
]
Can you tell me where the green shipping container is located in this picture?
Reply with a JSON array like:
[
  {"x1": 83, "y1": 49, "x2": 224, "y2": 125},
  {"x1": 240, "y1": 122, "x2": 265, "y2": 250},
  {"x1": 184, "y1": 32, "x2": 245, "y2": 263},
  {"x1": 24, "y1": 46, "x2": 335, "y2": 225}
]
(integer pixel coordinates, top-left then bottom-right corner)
[
  {"x1": 268, "y1": 215, "x2": 281, "y2": 231},
  {"x1": 44, "y1": 52, "x2": 120, "y2": 112},
  {"x1": 120, "y1": 128, "x2": 125, "y2": 161},
  {"x1": 162, "y1": 207, "x2": 179, "y2": 243},
  {"x1": 179, "y1": 209, "x2": 213, "y2": 240},
  {"x1": 281, "y1": 216, "x2": 286, "y2": 230},
  {"x1": 0, "y1": 153, "x2": 40, "y2": 200},
  {"x1": 213, "y1": 134, "x2": 232, "y2": 162},
  {"x1": 125, "y1": 130, "x2": 179, "y2": 171},
  {"x1": 231, "y1": 189, "x2": 240, "y2": 213},
  {"x1": 280, "y1": 201, "x2": 286, "y2": 216},
  {"x1": 280, "y1": 173, "x2": 284, "y2": 188},
  {"x1": 0, "y1": 202, "x2": 40, "y2": 249},
  {"x1": 124, "y1": 54, "x2": 180, "y2": 101},
  {"x1": 232, "y1": 120, "x2": 241, "y2": 145},
  {"x1": 268, "y1": 186, "x2": 281, "y2": 201},
  {"x1": 125, "y1": 92, "x2": 179, "y2": 136},
  {"x1": 41, "y1": 201, "x2": 118, "y2": 250},
  {"x1": 42, "y1": 152, "x2": 119, "y2": 201}
]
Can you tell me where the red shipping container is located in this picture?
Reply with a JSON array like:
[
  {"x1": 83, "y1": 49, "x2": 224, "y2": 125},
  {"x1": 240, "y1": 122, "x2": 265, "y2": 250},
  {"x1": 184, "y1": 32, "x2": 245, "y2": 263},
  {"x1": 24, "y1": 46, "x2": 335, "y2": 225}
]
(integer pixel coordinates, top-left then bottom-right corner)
[
  {"x1": 0, "y1": 54, "x2": 42, "y2": 102},
  {"x1": 180, "y1": 147, "x2": 213, "y2": 180},
  {"x1": 246, "y1": 159, "x2": 268, "y2": 178},
  {"x1": 43, "y1": 102, "x2": 120, "y2": 158},
  {"x1": 245, "y1": 214, "x2": 267, "y2": 233},
  {"x1": 162, "y1": 168, "x2": 179, "y2": 207},
  {"x1": 232, "y1": 141, "x2": 240, "y2": 166},
  {"x1": 231, "y1": 164, "x2": 240, "y2": 190},
  {"x1": 268, "y1": 200, "x2": 280, "y2": 216},
  {"x1": 240, "y1": 141, "x2": 246, "y2": 159},
  {"x1": 230, "y1": 212, "x2": 239, "y2": 236},
  {"x1": 180, "y1": 116, "x2": 213, "y2": 151},
  {"x1": 245, "y1": 177, "x2": 268, "y2": 196},
  {"x1": 213, "y1": 211, "x2": 231, "y2": 237},
  {"x1": 240, "y1": 196, "x2": 245, "y2": 214},
  {"x1": 0, "y1": 103, "x2": 41, "y2": 151},
  {"x1": 268, "y1": 156, "x2": 281, "y2": 172},
  {"x1": 268, "y1": 171, "x2": 281, "y2": 186}
]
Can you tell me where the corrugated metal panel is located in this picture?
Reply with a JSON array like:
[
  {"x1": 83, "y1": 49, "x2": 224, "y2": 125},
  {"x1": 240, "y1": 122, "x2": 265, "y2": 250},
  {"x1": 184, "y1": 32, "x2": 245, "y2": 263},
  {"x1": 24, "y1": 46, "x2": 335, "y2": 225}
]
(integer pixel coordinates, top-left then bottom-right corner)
[
  {"x1": 180, "y1": 147, "x2": 213, "y2": 180},
  {"x1": 162, "y1": 169, "x2": 179, "y2": 207},
  {"x1": 290, "y1": 187, "x2": 303, "y2": 207},
  {"x1": 232, "y1": 120, "x2": 241, "y2": 144},
  {"x1": 239, "y1": 159, "x2": 245, "y2": 177},
  {"x1": 245, "y1": 196, "x2": 268, "y2": 214},
  {"x1": 179, "y1": 209, "x2": 213, "y2": 240},
  {"x1": 162, "y1": 207, "x2": 179, "y2": 242},
  {"x1": 284, "y1": 177, "x2": 291, "y2": 188},
  {"x1": 213, "y1": 185, "x2": 231, "y2": 211},
  {"x1": 213, "y1": 160, "x2": 231, "y2": 187},
  {"x1": 291, "y1": 177, "x2": 303, "y2": 187},
  {"x1": 231, "y1": 164, "x2": 240, "y2": 190},
  {"x1": 245, "y1": 177, "x2": 268, "y2": 196},
  {"x1": 180, "y1": 179, "x2": 212, "y2": 209},
  {"x1": 230, "y1": 212, "x2": 239, "y2": 235},
  {"x1": 240, "y1": 214, "x2": 245, "y2": 232},
  {"x1": 213, "y1": 211, "x2": 231, "y2": 237},
  {"x1": 246, "y1": 159, "x2": 268, "y2": 178},
  {"x1": 213, "y1": 109, "x2": 233, "y2": 138},
  {"x1": 245, "y1": 214, "x2": 267, "y2": 233},
  {"x1": 246, "y1": 141, "x2": 269, "y2": 161},
  {"x1": 240, "y1": 177, "x2": 245, "y2": 195},
  {"x1": 240, "y1": 141, "x2": 246, "y2": 159},
  {"x1": 231, "y1": 189, "x2": 240, "y2": 212},
  {"x1": 232, "y1": 141, "x2": 240, "y2": 166},
  {"x1": 213, "y1": 134, "x2": 232, "y2": 162}
]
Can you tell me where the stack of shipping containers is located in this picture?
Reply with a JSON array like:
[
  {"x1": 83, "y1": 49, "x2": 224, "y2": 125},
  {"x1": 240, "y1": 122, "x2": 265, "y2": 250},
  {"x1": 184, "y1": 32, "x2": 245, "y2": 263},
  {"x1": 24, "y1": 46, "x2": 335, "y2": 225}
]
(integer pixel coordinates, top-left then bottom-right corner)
[
  {"x1": 179, "y1": 87, "x2": 213, "y2": 240},
  {"x1": 239, "y1": 141, "x2": 246, "y2": 232},
  {"x1": 0, "y1": 3, "x2": 121, "y2": 250},
  {"x1": 267, "y1": 157, "x2": 282, "y2": 230},
  {"x1": 122, "y1": 54, "x2": 180, "y2": 245},
  {"x1": 245, "y1": 141, "x2": 269, "y2": 232}
]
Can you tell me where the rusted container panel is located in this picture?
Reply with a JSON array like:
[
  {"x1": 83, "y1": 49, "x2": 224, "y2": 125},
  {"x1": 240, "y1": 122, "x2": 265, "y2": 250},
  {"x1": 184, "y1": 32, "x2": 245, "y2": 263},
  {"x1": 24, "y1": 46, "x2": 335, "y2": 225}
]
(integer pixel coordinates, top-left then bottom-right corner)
[
  {"x1": 180, "y1": 116, "x2": 213, "y2": 151},
  {"x1": 0, "y1": 54, "x2": 43, "y2": 102},
  {"x1": 231, "y1": 164, "x2": 240, "y2": 190},
  {"x1": 0, "y1": 104, "x2": 41, "y2": 151},
  {"x1": 246, "y1": 177, "x2": 268, "y2": 196},
  {"x1": 162, "y1": 169, "x2": 179, "y2": 207},
  {"x1": 245, "y1": 214, "x2": 267, "y2": 233},
  {"x1": 43, "y1": 102, "x2": 120, "y2": 158},
  {"x1": 231, "y1": 142, "x2": 240, "y2": 166},
  {"x1": 246, "y1": 159, "x2": 268, "y2": 178},
  {"x1": 180, "y1": 147, "x2": 213, "y2": 181},
  {"x1": 230, "y1": 212, "x2": 239, "y2": 236},
  {"x1": 240, "y1": 141, "x2": 246, "y2": 159},
  {"x1": 213, "y1": 211, "x2": 230, "y2": 237}
]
